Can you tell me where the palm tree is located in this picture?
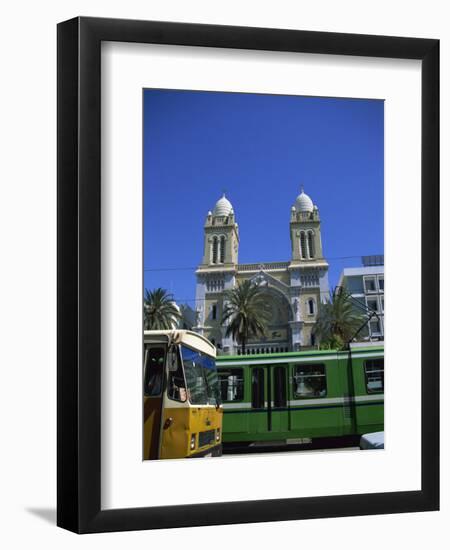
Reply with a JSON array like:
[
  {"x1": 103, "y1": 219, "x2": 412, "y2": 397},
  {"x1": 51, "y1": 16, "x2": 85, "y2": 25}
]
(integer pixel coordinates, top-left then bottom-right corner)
[
  {"x1": 178, "y1": 304, "x2": 195, "y2": 330},
  {"x1": 143, "y1": 288, "x2": 181, "y2": 330},
  {"x1": 313, "y1": 287, "x2": 367, "y2": 350},
  {"x1": 221, "y1": 280, "x2": 272, "y2": 354}
]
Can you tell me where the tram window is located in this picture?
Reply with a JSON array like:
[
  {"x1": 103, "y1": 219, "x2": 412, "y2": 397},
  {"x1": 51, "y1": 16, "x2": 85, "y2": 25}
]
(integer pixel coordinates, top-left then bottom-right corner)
[
  {"x1": 273, "y1": 367, "x2": 287, "y2": 408},
  {"x1": 364, "y1": 359, "x2": 384, "y2": 393},
  {"x1": 167, "y1": 347, "x2": 187, "y2": 402},
  {"x1": 144, "y1": 346, "x2": 166, "y2": 397},
  {"x1": 218, "y1": 369, "x2": 244, "y2": 401},
  {"x1": 251, "y1": 368, "x2": 265, "y2": 409},
  {"x1": 293, "y1": 364, "x2": 327, "y2": 398}
]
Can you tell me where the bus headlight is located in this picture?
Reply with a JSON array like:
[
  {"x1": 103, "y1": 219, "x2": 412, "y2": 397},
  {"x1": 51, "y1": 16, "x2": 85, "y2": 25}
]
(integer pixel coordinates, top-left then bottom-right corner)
[
  {"x1": 216, "y1": 428, "x2": 221, "y2": 442},
  {"x1": 190, "y1": 434, "x2": 196, "y2": 450}
]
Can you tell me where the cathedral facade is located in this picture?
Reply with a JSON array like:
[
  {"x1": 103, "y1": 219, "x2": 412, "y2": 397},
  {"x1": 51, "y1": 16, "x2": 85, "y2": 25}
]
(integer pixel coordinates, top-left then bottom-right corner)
[{"x1": 193, "y1": 189, "x2": 330, "y2": 354}]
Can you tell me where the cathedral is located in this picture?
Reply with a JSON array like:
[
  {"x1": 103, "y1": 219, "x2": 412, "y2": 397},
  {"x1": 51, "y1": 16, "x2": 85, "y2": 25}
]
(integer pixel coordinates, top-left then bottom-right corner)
[{"x1": 193, "y1": 189, "x2": 330, "y2": 354}]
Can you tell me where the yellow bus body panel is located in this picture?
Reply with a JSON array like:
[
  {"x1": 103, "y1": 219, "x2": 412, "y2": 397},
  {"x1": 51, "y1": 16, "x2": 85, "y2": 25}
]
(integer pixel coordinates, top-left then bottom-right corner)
[
  {"x1": 143, "y1": 396, "x2": 163, "y2": 460},
  {"x1": 160, "y1": 406, "x2": 223, "y2": 459}
]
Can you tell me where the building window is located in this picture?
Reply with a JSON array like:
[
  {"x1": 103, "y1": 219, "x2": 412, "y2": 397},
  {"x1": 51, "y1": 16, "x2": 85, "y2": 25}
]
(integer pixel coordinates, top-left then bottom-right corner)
[
  {"x1": 366, "y1": 297, "x2": 379, "y2": 312},
  {"x1": 369, "y1": 319, "x2": 382, "y2": 336},
  {"x1": 300, "y1": 232, "x2": 307, "y2": 259},
  {"x1": 293, "y1": 364, "x2": 327, "y2": 398},
  {"x1": 218, "y1": 369, "x2": 244, "y2": 401},
  {"x1": 206, "y1": 279, "x2": 224, "y2": 292},
  {"x1": 308, "y1": 231, "x2": 315, "y2": 259},
  {"x1": 212, "y1": 236, "x2": 218, "y2": 264},
  {"x1": 219, "y1": 236, "x2": 226, "y2": 263},
  {"x1": 380, "y1": 296, "x2": 384, "y2": 312},
  {"x1": 307, "y1": 298, "x2": 315, "y2": 315},
  {"x1": 211, "y1": 304, "x2": 217, "y2": 320},
  {"x1": 378, "y1": 276, "x2": 384, "y2": 292},
  {"x1": 364, "y1": 359, "x2": 384, "y2": 393},
  {"x1": 364, "y1": 276, "x2": 377, "y2": 293}
]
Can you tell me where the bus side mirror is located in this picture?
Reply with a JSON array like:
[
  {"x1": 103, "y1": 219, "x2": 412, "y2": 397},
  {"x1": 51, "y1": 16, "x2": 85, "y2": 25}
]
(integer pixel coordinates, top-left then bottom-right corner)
[{"x1": 167, "y1": 347, "x2": 178, "y2": 372}]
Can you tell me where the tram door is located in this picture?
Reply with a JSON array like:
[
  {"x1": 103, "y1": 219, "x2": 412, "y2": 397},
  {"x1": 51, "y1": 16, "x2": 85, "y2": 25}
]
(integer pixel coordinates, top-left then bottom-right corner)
[
  {"x1": 271, "y1": 365, "x2": 289, "y2": 433},
  {"x1": 249, "y1": 365, "x2": 289, "y2": 435}
]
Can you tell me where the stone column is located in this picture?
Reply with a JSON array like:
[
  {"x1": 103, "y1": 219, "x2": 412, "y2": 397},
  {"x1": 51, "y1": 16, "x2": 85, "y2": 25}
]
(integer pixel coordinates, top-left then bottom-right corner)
[
  {"x1": 319, "y1": 268, "x2": 330, "y2": 303},
  {"x1": 289, "y1": 321, "x2": 303, "y2": 350},
  {"x1": 193, "y1": 276, "x2": 206, "y2": 335},
  {"x1": 220, "y1": 272, "x2": 237, "y2": 354}
]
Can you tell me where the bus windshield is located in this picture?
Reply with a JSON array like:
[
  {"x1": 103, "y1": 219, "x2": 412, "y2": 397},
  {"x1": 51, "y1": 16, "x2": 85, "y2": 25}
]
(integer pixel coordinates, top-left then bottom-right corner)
[{"x1": 181, "y1": 345, "x2": 221, "y2": 406}]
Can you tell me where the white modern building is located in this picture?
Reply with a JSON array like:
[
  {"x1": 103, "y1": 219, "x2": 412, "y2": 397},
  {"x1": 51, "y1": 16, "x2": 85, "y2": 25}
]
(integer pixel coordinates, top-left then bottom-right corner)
[{"x1": 337, "y1": 256, "x2": 384, "y2": 340}]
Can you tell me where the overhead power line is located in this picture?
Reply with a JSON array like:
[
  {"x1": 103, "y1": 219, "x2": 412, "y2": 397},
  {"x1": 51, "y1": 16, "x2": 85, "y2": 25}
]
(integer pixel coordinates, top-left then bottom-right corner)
[{"x1": 144, "y1": 254, "x2": 382, "y2": 272}]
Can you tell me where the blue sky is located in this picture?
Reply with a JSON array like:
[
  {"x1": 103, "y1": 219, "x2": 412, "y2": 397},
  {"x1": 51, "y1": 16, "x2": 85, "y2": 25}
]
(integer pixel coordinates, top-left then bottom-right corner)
[{"x1": 143, "y1": 89, "x2": 384, "y2": 307}]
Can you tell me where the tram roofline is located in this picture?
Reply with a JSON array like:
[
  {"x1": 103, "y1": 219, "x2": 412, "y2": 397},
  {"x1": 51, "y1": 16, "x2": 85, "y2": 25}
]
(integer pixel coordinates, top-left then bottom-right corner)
[{"x1": 216, "y1": 345, "x2": 384, "y2": 363}]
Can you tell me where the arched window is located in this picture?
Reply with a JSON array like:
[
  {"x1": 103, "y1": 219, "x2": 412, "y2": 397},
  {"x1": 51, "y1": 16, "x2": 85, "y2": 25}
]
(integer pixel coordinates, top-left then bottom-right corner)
[
  {"x1": 212, "y1": 236, "x2": 218, "y2": 264},
  {"x1": 308, "y1": 298, "x2": 315, "y2": 315},
  {"x1": 308, "y1": 232, "x2": 315, "y2": 259},
  {"x1": 300, "y1": 232, "x2": 307, "y2": 259},
  {"x1": 219, "y1": 236, "x2": 226, "y2": 263}
]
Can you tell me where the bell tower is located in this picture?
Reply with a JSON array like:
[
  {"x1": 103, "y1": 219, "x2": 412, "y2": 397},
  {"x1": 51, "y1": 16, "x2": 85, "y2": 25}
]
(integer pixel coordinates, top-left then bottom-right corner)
[
  {"x1": 201, "y1": 194, "x2": 239, "y2": 267},
  {"x1": 194, "y1": 194, "x2": 239, "y2": 348},
  {"x1": 288, "y1": 187, "x2": 329, "y2": 350},
  {"x1": 290, "y1": 187, "x2": 324, "y2": 262}
]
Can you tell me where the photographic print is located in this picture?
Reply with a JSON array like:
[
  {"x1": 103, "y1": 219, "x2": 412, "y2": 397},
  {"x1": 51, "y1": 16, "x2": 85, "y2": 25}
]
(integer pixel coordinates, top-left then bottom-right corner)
[
  {"x1": 143, "y1": 89, "x2": 384, "y2": 460},
  {"x1": 57, "y1": 17, "x2": 439, "y2": 532}
]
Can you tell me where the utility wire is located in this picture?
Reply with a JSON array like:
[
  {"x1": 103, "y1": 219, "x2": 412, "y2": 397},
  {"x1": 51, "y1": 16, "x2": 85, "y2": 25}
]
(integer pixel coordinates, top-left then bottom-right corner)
[{"x1": 144, "y1": 254, "x2": 382, "y2": 272}]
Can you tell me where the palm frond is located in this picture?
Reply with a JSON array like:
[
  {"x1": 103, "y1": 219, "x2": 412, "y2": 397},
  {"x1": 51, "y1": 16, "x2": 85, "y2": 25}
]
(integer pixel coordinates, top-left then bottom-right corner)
[
  {"x1": 313, "y1": 287, "x2": 367, "y2": 349},
  {"x1": 143, "y1": 287, "x2": 181, "y2": 330},
  {"x1": 221, "y1": 280, "x2": 271, "y2": 353}
]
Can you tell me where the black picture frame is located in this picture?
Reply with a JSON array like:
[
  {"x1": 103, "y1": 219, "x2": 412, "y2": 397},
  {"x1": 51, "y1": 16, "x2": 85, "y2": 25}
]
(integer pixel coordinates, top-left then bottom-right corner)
[{"x1": 57, "y1": 16, "x2": 439, "y2": 533}]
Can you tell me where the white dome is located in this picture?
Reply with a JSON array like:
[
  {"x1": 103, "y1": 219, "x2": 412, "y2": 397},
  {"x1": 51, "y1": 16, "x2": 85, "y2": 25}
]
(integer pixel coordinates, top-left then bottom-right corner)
[
  {"x1": 294, "y1": 189, "x2": 314, "y2": 213},
  {"x1": 213, "y1": 194, "x2": 233, "y2": 217}
]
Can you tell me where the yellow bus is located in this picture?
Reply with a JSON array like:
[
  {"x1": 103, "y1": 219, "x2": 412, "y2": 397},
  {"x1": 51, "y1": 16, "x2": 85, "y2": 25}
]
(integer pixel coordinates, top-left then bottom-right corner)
[{"x1": 143, "y1": 330, "x2": 223, "y2": 459}]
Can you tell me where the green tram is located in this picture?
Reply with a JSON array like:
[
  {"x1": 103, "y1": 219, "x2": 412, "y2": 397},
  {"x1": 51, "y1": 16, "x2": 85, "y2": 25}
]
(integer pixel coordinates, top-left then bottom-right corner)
[{"x1": 216, "y1": 344, "x2": 384, "y2": 446}]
